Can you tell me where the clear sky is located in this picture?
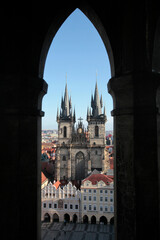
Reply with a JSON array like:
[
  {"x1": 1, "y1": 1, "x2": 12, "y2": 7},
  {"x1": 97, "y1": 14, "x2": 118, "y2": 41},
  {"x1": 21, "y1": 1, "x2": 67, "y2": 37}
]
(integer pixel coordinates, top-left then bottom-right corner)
[{"x1": 42, "y1": 8, "x2": 113, "y2": 130}]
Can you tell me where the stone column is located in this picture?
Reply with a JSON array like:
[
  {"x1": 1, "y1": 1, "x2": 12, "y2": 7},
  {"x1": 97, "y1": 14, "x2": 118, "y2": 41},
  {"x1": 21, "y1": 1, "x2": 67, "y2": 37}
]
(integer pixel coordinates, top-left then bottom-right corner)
[
  {"x1": 1, "y1": 74, "x2": 47, "y2": 240},
  {"x1": 156, "y1": 82, "x2": 160, "y2": 235},
  {"x1": 108, "y1": 72, "x2": 159, "y2": 240}
]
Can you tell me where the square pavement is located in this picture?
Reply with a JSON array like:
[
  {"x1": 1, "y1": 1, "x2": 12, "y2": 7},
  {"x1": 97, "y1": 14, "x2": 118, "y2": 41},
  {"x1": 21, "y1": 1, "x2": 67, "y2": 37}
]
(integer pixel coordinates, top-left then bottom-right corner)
[{"x1": 41, "y1": 222, "x2": 114, "y2": 240}]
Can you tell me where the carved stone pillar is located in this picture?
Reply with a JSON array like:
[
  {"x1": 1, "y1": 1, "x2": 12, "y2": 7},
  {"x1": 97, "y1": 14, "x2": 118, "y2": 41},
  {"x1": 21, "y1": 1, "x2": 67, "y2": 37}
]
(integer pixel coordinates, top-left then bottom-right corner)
[
  {"x1": 0, "y1": 74, "x2": 47, "y2": 240},
  {"x1": 108, "y1": 72, "x2": 159, "y2": 240}
]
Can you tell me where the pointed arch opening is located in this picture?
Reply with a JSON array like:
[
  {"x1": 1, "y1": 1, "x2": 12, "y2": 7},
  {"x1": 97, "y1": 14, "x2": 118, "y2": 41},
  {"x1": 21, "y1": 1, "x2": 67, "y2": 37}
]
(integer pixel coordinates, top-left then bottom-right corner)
[
  {"x1": 40, "y1": 4, "x2": 114, "y2": 236},
  {"x1": 39, "y1": 6, "x2": 115, "y2": 79}
]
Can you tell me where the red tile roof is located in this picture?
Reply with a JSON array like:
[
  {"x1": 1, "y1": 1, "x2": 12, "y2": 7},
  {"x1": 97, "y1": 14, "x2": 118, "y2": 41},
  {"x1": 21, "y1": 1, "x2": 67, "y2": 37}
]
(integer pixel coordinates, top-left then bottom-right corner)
[
  {"x1": 82, "y1": 174, "x2": 113, "y2": 185},
  {"x1": 41, "y1": 172, "x2": 47, "y2": 184},
  {"x1": 53, "y1": 181, "x2": 61, "y2": 189}
]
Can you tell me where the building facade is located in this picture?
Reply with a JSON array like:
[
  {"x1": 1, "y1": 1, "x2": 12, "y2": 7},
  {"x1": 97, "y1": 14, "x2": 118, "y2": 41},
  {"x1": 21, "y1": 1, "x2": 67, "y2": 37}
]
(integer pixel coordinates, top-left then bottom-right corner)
[
  {"x1": 41, "y1": 181, "x2": 81, "y2": 223},
  {"x1": 55, "y1": 82, "x2": 109, "y2": 181},
  {"x1": 81, "y1": 171, "x2": 114, "y2": 224}
]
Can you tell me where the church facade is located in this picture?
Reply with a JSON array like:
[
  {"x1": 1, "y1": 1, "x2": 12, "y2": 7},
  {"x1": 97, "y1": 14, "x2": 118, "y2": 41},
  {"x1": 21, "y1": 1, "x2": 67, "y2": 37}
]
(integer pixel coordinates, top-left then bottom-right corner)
[{"x1": 55, "y1": 81, "x2": 109, "y2": 181}]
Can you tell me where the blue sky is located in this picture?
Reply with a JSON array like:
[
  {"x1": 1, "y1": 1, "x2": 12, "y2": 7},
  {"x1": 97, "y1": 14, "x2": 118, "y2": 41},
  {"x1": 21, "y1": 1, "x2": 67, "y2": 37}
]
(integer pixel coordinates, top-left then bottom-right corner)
[{"x1": 42, "y1": 9, "x2": 113, "y2": 130}]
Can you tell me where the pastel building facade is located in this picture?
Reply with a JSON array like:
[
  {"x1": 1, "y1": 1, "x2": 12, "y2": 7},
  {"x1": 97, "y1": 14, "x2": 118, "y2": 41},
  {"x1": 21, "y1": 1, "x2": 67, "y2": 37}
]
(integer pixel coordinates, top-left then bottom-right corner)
[{"x1": 81, "y1": 172, "x2": 114, "y2": 224}]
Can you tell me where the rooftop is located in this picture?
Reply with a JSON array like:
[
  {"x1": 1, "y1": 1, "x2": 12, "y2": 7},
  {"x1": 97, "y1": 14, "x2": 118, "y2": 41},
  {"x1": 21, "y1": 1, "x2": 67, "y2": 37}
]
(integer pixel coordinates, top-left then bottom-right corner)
[{"x1": 82, "y1": 173, "x2": 113, "y2": 185}]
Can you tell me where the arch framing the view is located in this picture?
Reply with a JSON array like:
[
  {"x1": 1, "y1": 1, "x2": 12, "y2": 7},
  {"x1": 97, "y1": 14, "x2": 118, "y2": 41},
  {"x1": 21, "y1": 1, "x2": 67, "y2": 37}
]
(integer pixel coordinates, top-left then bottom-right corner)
[{"x1": 38, "y1": 3, "x2": 115, "y2": 79}]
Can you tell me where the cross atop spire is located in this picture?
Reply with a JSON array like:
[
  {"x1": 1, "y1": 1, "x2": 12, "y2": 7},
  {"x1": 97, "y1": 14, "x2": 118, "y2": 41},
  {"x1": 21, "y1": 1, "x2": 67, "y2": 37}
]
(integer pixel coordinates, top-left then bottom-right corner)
[{"x1": 78, "y1": 117, "x2": 83, "y2": 122}]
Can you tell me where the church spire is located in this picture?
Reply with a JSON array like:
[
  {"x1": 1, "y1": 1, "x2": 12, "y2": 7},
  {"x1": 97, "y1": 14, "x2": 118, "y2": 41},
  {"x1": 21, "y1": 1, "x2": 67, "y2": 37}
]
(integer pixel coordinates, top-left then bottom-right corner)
[
  {"x1": 58, "y1": 80, "x2": 73, "y2": 120},
  {"x1": 87, "y1": 79, "x2": 106, "y2": 122},
  {"x1": 93, "y1": 81, "x2": 102, "y2": 116}
]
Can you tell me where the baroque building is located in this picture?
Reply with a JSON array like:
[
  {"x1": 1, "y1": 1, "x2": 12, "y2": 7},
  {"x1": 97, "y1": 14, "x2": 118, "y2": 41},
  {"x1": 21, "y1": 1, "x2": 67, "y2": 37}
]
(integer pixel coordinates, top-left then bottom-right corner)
[
  {"x1": 81, "y1": 170, "x2": 114, "y2": 224},
  {"x1": 55, "y1": 81, "x2": 109, "y2": 181}
]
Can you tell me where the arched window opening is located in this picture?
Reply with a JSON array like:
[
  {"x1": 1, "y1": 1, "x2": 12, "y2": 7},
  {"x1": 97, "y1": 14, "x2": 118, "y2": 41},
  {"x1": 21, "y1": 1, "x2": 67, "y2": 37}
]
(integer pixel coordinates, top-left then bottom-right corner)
[
  {"x1": 91, "y1": 215, "x2": 96, "y2": 224},
  {"x1": 41, "y1": 6, "x2": 114, "y2": 237},
  {"x1": 73, "y1": 214, "x2": 78, "y2": 223},
  {"x1": 44, "y1": 213, "x2": 50, "y2": 222},
  {"x1": 64, "y1": 213, "x2": 70, "y2": 223},
  {"x1": 110, "y1": 217, "x2": 114, "y2": 225},
  {"x1": 83, "y1": 215, "x2": 88, "y2": 223},
  {"x1": 64, "y1": 126, "x2": 67, "y2": 138},
  {"x1": 95, "y1": 125, "x2": 99, "y2": 137},
  {"x1": 99, "y1": 216, "x2": 108, "y2": 225},
  {"x1": 75, "y1": 151, "x2": 85, "y2": 180},
  {"x1": 53, "y1": 213, "x2": 59, "y2": 222}
]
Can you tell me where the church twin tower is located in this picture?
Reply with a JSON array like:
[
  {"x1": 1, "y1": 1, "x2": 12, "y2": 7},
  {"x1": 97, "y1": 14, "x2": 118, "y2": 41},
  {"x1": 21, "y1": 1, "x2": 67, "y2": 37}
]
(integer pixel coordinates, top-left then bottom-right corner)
[{"x1": 55, "y1": 81, "x2": 109, "y2": 181}]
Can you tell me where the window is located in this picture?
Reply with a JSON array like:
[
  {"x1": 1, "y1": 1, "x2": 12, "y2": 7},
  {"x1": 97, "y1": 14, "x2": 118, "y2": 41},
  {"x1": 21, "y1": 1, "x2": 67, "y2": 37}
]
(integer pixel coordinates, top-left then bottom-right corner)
[
  {"x1": 110, "y1": 206, "x2": 113, "y2": 212},
  {"x1": 110, "y1": 190, "x2": 113, "y2": 194},
  {"x1": 75, "y1": 205, "x2": 78, "y2": 209},
  {"x1": 70, "y1": 204, "x2": 73, "y2": 209},
  {"x1": 84, "y1": 205, "x2": 86, "y2": 210},
  {"x1": 64, "y1": 126, "x2": 67, "y2": 138},
  {"x1": 84, "y1": 196, "x2": 86, "y2": 201},
  {"x1": 89, "y1": 196, "x2": 92, "y2": 201},
  {"x1": 105, "y1": 206, "x2": 108, "y2": 212},
  {"x1": 84, "y1": 189, "x2": 86, "y2": 193},
  {"x1": 49, "y1": 203, "x2": 52, "y2": 208},
  {"x1": 105, "y1": 190, "x2": 108, "y2": 194},
  {"x1": 89, "y1": 205, "x2": 92, "y2": 211},
  {"x1": 62, "y1": 156, "x2": 66, "y2": 161},
  {"x1": 89, "y1": 189, "x2": 91, "y2": 193},
  {"x1": 110, "y1": 198, "x2": 113, "y2": 202},
  {"x1": 95, "y1": 150, "x2": 98, "y2": 155},
  {"x1": 105, "y1": 197, "x2": 108, "y2": 202},
  {"x1": 64, "y1": 204, "x2": 67, "y2": 209},
  {"x1": 100, "y1": 206, "x2": 103, "y2": 211},
  {"x1": 43, "y1": 203, "x2": 46, "y2": 208},
  {"x1": 54, "y1": 203, "x2": 57, "y2": 208},
  {"x1": 93, "y1": 196, "x2": 96, "y2": 201},
  {"x1": 100, "y1": 190, "x2": 103, "y2": 194},
  {"x1": 94, "y1": 205, "x2": 96, "y2": 211},
  {"x1": 100, "y1": 196, "x2": 103, "y2": 201},
  {"x1": 95, "y1": 126, "x2": 99, "y2": 137},
  {"x1": 93, "y1": 189, "x2": 96, "y2": 193}
]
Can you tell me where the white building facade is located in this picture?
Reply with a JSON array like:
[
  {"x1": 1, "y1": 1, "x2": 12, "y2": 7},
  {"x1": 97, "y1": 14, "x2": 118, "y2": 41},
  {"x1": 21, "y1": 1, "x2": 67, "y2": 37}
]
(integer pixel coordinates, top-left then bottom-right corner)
[
  {"x1": 41, "y1": 182, "x2": 81, "y2": 223},
  {"x1": 81, "y1": 173, "x2": 114, "y2": 224}
]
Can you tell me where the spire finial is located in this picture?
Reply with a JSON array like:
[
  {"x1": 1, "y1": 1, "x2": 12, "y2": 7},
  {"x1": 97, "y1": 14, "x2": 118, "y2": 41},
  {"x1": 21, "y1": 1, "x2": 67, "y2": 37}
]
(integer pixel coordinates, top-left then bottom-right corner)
[{"x1": 66, "y1": 72, "x2": 67, "y2": 85}]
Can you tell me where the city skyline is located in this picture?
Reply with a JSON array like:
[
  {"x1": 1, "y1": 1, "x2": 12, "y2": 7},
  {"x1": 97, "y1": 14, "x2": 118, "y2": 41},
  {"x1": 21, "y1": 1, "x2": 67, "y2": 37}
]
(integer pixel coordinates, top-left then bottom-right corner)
[{"x1": 42, "y1": 9, "x2": 113, "y2": 130}]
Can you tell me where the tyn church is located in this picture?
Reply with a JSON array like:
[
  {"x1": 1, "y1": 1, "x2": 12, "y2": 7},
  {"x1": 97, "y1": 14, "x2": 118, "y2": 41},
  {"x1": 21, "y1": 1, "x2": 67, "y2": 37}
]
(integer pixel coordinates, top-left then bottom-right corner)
[{"x1": 55, "y1": 81, "x2": 109, "y2": 181}]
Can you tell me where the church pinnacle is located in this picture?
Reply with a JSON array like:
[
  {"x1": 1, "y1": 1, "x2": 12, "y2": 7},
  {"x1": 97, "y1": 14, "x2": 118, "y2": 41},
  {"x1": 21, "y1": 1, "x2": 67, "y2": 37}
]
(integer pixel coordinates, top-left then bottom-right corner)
[
  {"x1": 87, "y1": 81, "x2": 106, "y2": 122},
  {"x1": 57, "y1": 81, "x2": 75, "y2": 122}
]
